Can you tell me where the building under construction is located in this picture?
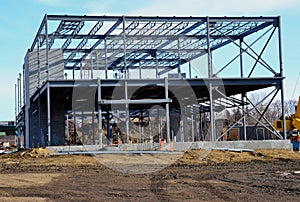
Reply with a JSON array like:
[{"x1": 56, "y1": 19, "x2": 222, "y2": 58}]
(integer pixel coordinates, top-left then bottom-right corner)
[{"x1": 15, "y1": 15, "x2": 286, "y2": 148}]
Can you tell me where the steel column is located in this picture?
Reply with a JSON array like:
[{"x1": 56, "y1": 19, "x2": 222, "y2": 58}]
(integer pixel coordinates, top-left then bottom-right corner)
[
  {"x1": 158, "y1": 108, "x2": 161, "y2": 140},
  {"x1": 189, "y1": 61, "x2": 192, "y2": 78},
  {"x1": 156, "y1": 51, "x2": 159, "y2": 79},
  {"x1": 47, "y1": 84, "x2": 51, "y2": 146},
  {"x1": 277, "y1": 17, "x2": 286, "y2": 139},
  {"x1": 80, "y1": 62, "x2": 83, "y2": 79},
  {"x1": 15, "y1": 84, "x2": 17, "y2": 120},
  {"x1": 191, "y1": 113, "x2": 194, "y2": 141},
  {"x1": 240, "y1": 38, "x2": 247, "y2": 140},
  {"x1": 17, "y1": 78, "x2": 20, "y2": 114},
  {"x1": 165, "y1": 77, "x2": 170, "y2": 143},
  {"x1": 92, "y1": 109, "x2": 95, "y2": 144},
  {"x1": 37, "y1": 39, "x2": 43, "y2": 146},
  {"x1": 91, "y1": 52, "x2": 94, "y2": 79},
  {"x1": 207, "y1": 17, "x2": 215, "y2": 142},
  {"x1": 125, "y1": 80, "x2": 130, "y2": 143},
  {"x1": 37, "y1": 39, "x2": 40, "y2": 88},
  {"x1": 73, "y1": 107, "x2": 77, "y2": 145},
  {"x1": 122, "y1": 16, "x2": 128, "y2": 79},
  {"x1": 98, "y1": 78, "x2": 102, "y2": 146},
  {"x1": 45, "y1": 15, "x2": 50, "y2": 80},
  {"x1": 18, "y1": 73, "x2": 21, "y2": 112},
  {"x1": 105, "y1": 38, "x2": 108, "y2": 79},
  {"x1": 177, "y1": 38, "x2": 181, "y2": 75},
  {"x1": 139, "y1": 61, "x2": 142, "y2": 79},
  {"x1": 25, "y1": 55, "x2": 30, "y2": 148}
]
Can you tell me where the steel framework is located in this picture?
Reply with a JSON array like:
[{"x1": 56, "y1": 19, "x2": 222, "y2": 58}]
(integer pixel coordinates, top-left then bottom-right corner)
[{"x1": 17, "y1": 15, "x2": 285, "y2": 147}]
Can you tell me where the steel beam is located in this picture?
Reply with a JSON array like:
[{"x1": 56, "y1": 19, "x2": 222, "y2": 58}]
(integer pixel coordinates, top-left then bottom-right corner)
[
  {"x1": 46, "y1": 15, "x2": 277, "y2": 22},
  {"x1": 100, "y1": 99, "x2": 172, "y2": 105}
]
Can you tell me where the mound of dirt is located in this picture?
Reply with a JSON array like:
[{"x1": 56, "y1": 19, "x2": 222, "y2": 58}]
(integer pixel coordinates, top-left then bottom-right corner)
[{"x1": 177, "y1": 149, "x2": 300, "y2": 165}]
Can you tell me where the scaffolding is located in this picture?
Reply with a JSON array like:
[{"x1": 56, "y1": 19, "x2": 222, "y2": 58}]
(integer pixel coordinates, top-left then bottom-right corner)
[{"x1": 16, "y1": 15, "x2": 285, "y2": 148}]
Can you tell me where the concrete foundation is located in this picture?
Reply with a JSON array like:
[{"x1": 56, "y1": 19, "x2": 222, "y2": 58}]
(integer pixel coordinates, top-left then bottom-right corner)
[{"x1": 46, "y1": 140, "x2": 291, "y2": 153}]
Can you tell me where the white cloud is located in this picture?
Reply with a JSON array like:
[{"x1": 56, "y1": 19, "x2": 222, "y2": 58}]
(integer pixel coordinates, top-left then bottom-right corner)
[
  {"x1": 130, "y1": 0, "x2": 300, "y2": 16},
  {"x1": 33, "y1": 0, "x2": 300, "y2": 16}
]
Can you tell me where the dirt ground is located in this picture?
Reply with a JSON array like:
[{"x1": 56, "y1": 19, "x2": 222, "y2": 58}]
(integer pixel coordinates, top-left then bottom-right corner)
[{"x1": 1, "y1": 148, "x2": 300, "y2": 201}]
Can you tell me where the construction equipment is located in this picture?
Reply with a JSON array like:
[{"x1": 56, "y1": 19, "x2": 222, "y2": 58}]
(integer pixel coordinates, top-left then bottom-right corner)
[
  {"x1": 274, "y1": 96, "x2": 300, "y2": 131},
  {"x1": 274, "y1": 96, "x2": 300, "y2": 150}
]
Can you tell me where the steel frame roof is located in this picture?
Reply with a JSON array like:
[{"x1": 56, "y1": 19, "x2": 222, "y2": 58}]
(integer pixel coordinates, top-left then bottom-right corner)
[{"x1": 31, "y1": 15, "x2": 279, "y2": 71}]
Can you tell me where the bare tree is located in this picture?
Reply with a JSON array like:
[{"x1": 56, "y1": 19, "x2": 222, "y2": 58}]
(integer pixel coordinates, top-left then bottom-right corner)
[
  {"x1": 285, "y1": 99, "x2": 298, "y2": 115},
  {"x1": 247, "y1": 92, "x2": 297, "y2": 125}
]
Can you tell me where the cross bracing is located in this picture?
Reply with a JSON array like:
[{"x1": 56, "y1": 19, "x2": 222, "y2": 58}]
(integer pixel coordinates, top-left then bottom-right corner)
[{"x1": 31, "y1": 15, "x2": 279, "y2": 73}]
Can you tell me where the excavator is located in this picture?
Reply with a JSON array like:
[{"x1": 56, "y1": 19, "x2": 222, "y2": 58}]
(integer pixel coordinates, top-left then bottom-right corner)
[{"x1": 274, "y1": 96, "x2": 300, "y2": 150}]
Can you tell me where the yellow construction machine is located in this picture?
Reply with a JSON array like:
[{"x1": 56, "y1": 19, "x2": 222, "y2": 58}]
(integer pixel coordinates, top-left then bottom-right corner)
[
  {"x1": 274, "y1": 96, "x2": 300, "y2": 132},
  {"x1": 274, "y1": 96, "x2": 300, "y2": 150}
]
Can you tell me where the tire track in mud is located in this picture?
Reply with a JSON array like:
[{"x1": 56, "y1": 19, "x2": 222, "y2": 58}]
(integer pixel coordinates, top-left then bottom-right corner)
[
  {"x1": 155, "y1": 160, "x2": 300, "y2": 201},
  {"x1": 211, "y1": 160, "x2": 300, "y2": 197},
  {"x1": 149, "y1": 168, "x2": 232, "y2": 201}
]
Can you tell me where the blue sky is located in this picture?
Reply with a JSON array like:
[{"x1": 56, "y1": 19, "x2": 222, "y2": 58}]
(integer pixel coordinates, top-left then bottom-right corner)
[{"x1": 0, "y1": 0, "x2": 299, "y2": 121}]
